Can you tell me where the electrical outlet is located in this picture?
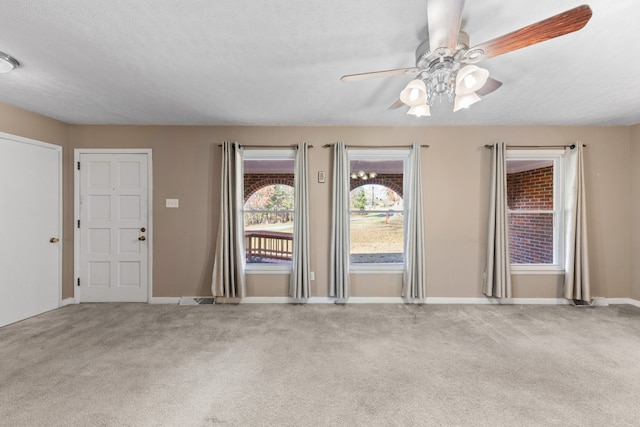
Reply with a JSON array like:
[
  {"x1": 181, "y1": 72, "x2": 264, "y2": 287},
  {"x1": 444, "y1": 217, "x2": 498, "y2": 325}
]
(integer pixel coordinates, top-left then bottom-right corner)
[
  {"x1": 166, "y1": 198, "x2": 179, "y2": 208},
  {"x1": 310, "y1": 271, "x2": 315, "y2": 280}
]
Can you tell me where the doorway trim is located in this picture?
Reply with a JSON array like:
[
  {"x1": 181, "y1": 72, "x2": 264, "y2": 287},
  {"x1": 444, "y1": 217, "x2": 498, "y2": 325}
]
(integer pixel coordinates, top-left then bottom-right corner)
[{"x1": 73, "y1": 148, "x2": 153, "y2": 303}]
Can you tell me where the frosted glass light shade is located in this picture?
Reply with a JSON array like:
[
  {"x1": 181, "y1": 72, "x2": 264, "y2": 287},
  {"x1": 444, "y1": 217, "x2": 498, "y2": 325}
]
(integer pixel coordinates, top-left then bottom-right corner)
[
  {"x1": 406, "y1": 103, "x2": 431, "y2": 117},
  {"x1": 400, "y1": 79, "x2": 427, "y2": 107},
  {"x1": 456, "y1": 65, "x2": 489, "y2": 95},
  {"x1": 0, "y1": 52, "x2": 19, "y2": 74},
  {"x1": 453, "y1": 92, "x2": 481, "y2": 112}
]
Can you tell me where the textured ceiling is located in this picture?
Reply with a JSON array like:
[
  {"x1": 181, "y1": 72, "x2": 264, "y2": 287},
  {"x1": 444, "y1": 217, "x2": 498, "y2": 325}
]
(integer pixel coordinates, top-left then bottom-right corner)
[{"x1": 0, "y1": 0, "x2": 639, "y2": 126}]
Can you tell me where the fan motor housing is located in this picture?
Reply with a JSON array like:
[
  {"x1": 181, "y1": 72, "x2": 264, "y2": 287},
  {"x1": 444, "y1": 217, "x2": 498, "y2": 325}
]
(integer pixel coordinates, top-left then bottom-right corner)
[{"x1": 415, "y1": 31, "x2": 471, "y2": 68}]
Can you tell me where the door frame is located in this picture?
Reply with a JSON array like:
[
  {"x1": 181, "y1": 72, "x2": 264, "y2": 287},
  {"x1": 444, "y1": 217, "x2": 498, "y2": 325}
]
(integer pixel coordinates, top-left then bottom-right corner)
[
  {"x1": 0, "y1": 130, "x2": 62, "y2": 310},
  {"x1": 74, "y1": 148, "x2": 153, "y2": 303}
]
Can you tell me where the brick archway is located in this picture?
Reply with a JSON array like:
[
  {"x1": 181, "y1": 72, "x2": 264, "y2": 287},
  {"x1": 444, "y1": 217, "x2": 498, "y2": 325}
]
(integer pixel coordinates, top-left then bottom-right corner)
[
  {"x1": 349, "y1": 174, "x2": 403, "y2": 198},
  {"x1": 244, "y1": 174, "x2": 294, "y2": 203}
]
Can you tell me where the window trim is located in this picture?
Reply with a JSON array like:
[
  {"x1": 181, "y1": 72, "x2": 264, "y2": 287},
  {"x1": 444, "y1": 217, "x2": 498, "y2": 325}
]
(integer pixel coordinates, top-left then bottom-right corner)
[
  {"x1": 241, "y1": 148, "x2": 295, "y2": 274},
  {"x1": 347, "y1": 148, "x2": 410, "y2": 272},
  {"x1": 506, "y1": 149, "x2": 565, "y2": 272}
]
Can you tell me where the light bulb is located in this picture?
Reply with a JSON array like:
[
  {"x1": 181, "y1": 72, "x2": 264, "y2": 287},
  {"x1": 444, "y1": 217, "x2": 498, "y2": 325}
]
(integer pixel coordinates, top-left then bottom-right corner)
[
  {"x1": 464, "y1": 74, "x2": 476, "y2": 89},
  {"x1": 409, "y1": 88, "x2": 419, "y2": 102}
]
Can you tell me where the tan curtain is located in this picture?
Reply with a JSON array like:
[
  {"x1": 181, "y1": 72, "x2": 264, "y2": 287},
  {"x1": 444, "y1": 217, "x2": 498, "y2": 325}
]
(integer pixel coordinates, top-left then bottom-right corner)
[
  {"x1": 402, "y1": 142, "x2": 426, "y2": 299},
  {"x1": 564, "y1": 144, "x2": 590, "y2": 301},
  {"x1": 211, "y1": 141, "x2": 245, "y2": 298},
  {"x1": 290, "y1": 142, "x2": 311, "y2": 300},
  {"x1": 329, "y1": 142, "x2": 350, "y2": 300},
  {"x1": 483, "y1": 142, "x2": 512, "y2": 298}
]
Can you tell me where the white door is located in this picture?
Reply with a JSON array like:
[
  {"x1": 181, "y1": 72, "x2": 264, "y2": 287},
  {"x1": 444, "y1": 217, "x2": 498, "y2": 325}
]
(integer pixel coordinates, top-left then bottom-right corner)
[
  {"x1": 0, "y1": 133, "x2": 61, "y2": 327},
  {"x1": 78, "y1": 152, "x2": 150, "y2": 302}
]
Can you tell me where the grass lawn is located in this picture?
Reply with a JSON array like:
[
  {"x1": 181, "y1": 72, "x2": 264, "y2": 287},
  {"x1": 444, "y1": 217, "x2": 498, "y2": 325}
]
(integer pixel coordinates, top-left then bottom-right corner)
[{"x1": 350, "y1": 213, "x2": 403, "y2": 254}]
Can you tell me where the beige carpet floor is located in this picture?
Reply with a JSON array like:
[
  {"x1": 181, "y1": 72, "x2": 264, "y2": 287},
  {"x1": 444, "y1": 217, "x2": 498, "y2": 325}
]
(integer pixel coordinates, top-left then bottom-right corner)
[{"x1": 1, "y1": 303, "x2": 639, "y2": 426}]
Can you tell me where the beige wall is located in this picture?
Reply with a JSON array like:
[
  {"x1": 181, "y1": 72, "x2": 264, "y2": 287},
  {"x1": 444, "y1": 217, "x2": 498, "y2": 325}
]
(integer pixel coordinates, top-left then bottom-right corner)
[
  {"x1": 68, "y1": 125, "x2": 632, "y2": 300},
  {"x1": 0, "y1": 103, "x2": 68, "y2": 146},
  {"x1": 0, "y1": 103, "x2": 634, "y2": 300},
  {"x1": 631, "y1": 124, "x2": 640, "y2": 300}
]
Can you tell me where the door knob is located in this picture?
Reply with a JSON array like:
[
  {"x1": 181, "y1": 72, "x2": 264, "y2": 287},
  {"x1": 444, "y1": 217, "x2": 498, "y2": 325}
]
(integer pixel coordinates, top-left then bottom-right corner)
[
  {"x1": 50, "y1": 237, "x2": 59, "y2": 243},
  {"x1": 138, "y1": 236, "x2": 146, "y2": 241}
]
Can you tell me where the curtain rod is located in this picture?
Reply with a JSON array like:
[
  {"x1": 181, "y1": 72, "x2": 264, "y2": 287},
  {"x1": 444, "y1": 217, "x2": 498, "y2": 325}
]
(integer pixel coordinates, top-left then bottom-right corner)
[
  {"x1": 484, "y1": 144, "x2": 586, "y2": 149},
  {"x1": 218, "y1": 144, "x2": 313, "y2": 148},
  {"x1": 322, "y1": 144, "x2": 429, "y2": 148}
]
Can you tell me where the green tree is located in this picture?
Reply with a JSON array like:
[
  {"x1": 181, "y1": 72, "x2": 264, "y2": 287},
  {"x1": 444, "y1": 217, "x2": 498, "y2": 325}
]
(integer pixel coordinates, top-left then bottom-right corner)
[
  {"x1": 353, "y1": 188, "x2": 367, "y2": 210},
  {"x1": 266, "y1": 185, "x2": 294, "y2": 223}
]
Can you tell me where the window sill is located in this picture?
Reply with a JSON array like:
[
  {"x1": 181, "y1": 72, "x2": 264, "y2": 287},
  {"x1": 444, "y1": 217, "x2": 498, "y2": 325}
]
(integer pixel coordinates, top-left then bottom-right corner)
[
  {"x1": 245, "y1": 265, "x2": 292, "y2": 275},
  {"x1": 510, "y1": 265, "x2": 564, "y2": 275},
  {"x1": 350, "y1": 263, "x2": 404, "y2": 274}
]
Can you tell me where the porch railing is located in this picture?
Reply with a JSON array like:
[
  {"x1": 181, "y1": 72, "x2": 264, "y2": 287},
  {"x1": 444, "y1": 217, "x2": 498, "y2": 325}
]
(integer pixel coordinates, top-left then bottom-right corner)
[{"x1": 245, "y1": 230, "x2": 293, "y2": 261}]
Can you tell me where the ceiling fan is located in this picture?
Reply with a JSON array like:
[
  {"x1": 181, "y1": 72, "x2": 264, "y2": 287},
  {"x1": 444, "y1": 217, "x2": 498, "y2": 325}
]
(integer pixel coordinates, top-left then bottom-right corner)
[{"x1": 341, "y1": 1, "x2": 592, "y2": 117}]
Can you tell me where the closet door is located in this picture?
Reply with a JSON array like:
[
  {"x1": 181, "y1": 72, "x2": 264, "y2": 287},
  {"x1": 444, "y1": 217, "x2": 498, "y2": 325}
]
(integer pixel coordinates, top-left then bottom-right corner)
[{"x1": 0, "y1": 133, "x2": 62, "y2": 327}]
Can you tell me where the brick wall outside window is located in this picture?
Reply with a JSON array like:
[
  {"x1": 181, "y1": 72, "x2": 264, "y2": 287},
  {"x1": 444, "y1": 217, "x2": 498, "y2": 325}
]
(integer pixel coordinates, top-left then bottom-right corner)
[
  {"x1": 244, "y1": 173, "x2": 404, "y2": 202},
  {"x1": 350, "y1": 174, "x2": 403, "y2": 198},
  {"x1": 507, "y1": 165, "x2": 554, "y2": 264},
  {"x1": 244, "y1": 174, "x2": 294, "y2": 202}
]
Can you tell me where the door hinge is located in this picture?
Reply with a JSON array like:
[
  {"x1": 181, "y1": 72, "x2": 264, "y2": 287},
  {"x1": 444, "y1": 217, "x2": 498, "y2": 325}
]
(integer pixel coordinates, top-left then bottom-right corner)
[
  {"x1": 77, "y1": 161, "x2": 80, "y2": 170},
  {"x1": 77, "y1": 219, "x2": 80, "y2": 228},
  {"x1": 77, "y1": 277, "x2": 80, "y2": 287}
]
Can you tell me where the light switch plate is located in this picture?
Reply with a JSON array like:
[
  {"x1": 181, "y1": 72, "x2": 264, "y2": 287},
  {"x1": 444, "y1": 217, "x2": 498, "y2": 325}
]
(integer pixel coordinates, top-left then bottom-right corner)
[
  {"x1": 166, "y1": 198, "x2": 179, "y2": 208},
  {"x1": 318, "y1": 171, "x2": 326, "y2": 183}
]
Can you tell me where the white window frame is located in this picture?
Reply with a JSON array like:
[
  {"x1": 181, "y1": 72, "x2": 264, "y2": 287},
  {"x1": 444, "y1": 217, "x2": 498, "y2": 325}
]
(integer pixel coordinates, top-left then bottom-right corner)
[
  {"x1": 241, "y1": 149, "x2": 295, "y2": 274},
  {"x1": 506, "y1": 149, "x2": 565, "y2": 274},
  {"x1": 348, "y1": 149, "x2": 410, "y2": 273}
]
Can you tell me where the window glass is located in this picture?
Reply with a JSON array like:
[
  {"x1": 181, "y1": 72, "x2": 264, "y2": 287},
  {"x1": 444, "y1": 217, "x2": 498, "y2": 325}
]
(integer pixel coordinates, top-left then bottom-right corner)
[
  {"x1": 506, "y1": 156, "x2": 562, "y2": 267},
  {"x1": 347, "y1": 154, "x2": 407, "y2": 265},
  {"x1": 242, "y1": 152, "x2": 295, "y2": 267}
]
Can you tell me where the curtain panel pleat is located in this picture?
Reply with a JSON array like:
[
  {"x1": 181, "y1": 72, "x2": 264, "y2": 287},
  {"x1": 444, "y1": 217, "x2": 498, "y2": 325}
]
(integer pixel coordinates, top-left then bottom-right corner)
[
  {"x1": 290, "y1": 142, "x2": 311, "y2": 300},
  {"x1": 402, "y1": 142, "x2": 426, "y2": 299},
  {"x1": 564, "y1": 145, "x2": 591, "y2": 301},
  {"x1": 330, "y1": 142, "x2": 350, "y2": 300},
  {"x1": 483, "y1": 142, "x2": 512, "y2": 298},
  {"x1": 211, "y1": 141, "x2": 246, "y2": 299}
]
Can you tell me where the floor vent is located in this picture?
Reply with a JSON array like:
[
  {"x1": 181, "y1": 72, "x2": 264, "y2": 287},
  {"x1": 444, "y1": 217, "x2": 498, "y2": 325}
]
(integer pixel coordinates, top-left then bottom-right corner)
[{"x1": 179, "y1": 297, "x2": 215, "y2": 306}]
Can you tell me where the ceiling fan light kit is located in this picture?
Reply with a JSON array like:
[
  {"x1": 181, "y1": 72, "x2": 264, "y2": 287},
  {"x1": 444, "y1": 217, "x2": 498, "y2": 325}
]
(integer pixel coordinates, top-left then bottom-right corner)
[
  {"x1": 453, "y1": 91, "x2": 481, "y2": 112},
  {"x1": 400, "y1": 79, "x2": 428, "y2": 106},
  {"x1": 456, "y1": 65, "x2": 490, "y2": 95},
  {"x1": 407, "y1": 103, "x2": 431, "y2": 117},
  {"x1": 341, "y1": 2, "x2": 593, "y2": 118}
]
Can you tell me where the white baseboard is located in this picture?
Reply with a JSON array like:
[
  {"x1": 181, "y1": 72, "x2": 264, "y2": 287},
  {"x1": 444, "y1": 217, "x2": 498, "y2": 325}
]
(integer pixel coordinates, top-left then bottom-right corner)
[
  {"x1": 148, "y1": 297, "x2": 180, "y2": 304},
  {"x1": 501, "y1": 298, "x2": 573, "y2": 305},
  {"x1": 241, "y1": 297, "x2": 424, "y2": 304},
  {"x1": 238, "y1": 297, "x2": 572, "y2": 305},
  {"x1": 146, "y1": 296, "x2": 640, "y2": 307},
  {"x1": 240, "y1": 297, "x2": 334, "y2": 304},
  {"x1": 61, "y1": 297, "x2": 76, "y2": 306},
  {"x1": 607, "y1": 298, "x2": 640, "y2": 308}
]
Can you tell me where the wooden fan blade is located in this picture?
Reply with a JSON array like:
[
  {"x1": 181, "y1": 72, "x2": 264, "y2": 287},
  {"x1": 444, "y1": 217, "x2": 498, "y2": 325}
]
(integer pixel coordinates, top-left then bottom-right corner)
[
  {"x1": 476, "y1": 77, "x2": 503, "y2": 96},
  {"x1": 469, "y1": 5, "x2": 592, "y2": 60},
  {"x1": 427, "y1": 0, "x2": 466, "y2": 54},
  {"x1": 340, "y1": 67, "x2": 419, "y2": 82},
  {"x1": 388, "y1": 99, "x2": 405, "y2": 110}
]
